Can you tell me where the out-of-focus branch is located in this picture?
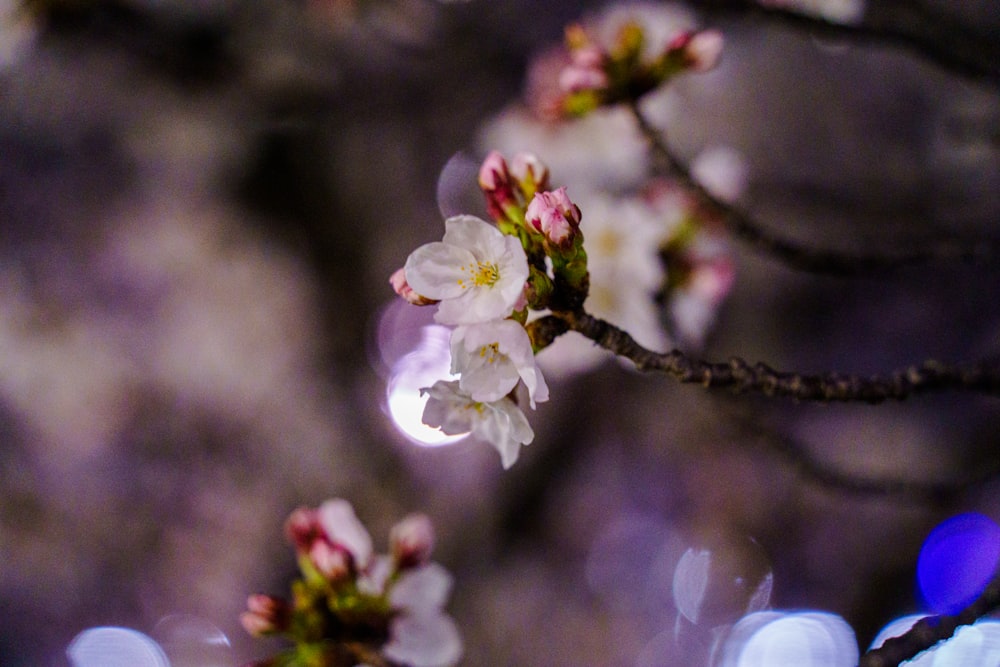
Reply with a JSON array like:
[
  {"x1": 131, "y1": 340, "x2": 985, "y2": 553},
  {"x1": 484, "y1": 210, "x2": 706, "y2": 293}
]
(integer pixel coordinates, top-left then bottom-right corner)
[
  {"x1": 542, "y1": 311, "x2": 1000, "y2": 403},
  {"x1": 687, "y1": 0, "x2": 1000, "y2": 86},
  {"x1": 730, "y1": 408, "x2": 1000, "y2": 502},
  {"x1": 627, "y1": 101, "x2": 1000, "y2": 275},
  {"x1": 859, "y1": 573, "x2": 1000, "y2": 666}
]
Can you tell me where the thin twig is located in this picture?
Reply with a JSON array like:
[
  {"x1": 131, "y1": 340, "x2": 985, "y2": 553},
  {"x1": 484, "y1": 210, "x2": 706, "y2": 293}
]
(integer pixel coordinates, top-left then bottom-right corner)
[
  {"x1": 546, "y1": 311, "x2": 1000, "y2": 403},
  {"x1": 859, "y1": 574, "x2": 1000, "y2": 666},
  {"x1": 627, "y1": 101, "x2": 1000, "y2": 276},
  {"x1": 687, "y1": 0, "x2": 1000, "y2": 87}
]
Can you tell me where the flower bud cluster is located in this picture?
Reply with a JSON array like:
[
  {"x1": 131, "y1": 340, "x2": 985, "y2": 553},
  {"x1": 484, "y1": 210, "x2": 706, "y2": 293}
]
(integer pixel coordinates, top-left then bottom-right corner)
[
  {"x1": 557, "y1": 20, "x2": 724, "y2": 117},
  {"x1": 242, "y1": 499, "x2": 461, "y2": 667}
]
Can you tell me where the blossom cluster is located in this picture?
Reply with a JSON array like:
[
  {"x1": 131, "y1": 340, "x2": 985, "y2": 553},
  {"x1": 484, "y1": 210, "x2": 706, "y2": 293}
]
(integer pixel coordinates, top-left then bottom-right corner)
[
  {"x1": 550, "y1": 10, "x2": 723, "y2": 118},
  {"x1": 391, "y1": 150, "x2": 578, "y2": 468},
  {"x1": 241, "y1": 499, "x2": 461, "y2": 667}
]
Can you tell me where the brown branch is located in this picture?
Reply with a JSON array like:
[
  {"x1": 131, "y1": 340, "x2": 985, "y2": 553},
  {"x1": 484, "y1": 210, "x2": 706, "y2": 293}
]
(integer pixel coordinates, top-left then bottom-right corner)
[
  {"x1": 627, "y1": 102, "x2": 1000, "y2": 276},
  {"x1": 729, "y1": 407, "x2": 1000, "y2": 502},
  {"x1": 547, "y1": 311, "x2": 1000, "y2": 403},
  {"x1": 859, "y1": 574, "x2": 1000, "y2": 666},
  {"x1": 686, "y1": 0, "x2": 1000, "y2": 87}
]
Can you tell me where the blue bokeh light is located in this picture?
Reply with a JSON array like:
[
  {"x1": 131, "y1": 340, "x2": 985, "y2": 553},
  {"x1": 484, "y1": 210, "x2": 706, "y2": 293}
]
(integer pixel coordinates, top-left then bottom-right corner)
[{"x1": 917, "y1": 513, "x2": 1000, "y2": 615}]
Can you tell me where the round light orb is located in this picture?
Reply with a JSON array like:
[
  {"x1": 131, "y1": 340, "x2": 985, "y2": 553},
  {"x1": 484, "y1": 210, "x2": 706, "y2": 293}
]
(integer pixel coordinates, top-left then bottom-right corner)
[
  {"x1": 717, "y1": 611, "x2": 859, "y2": 667},
  {"x1": 917, "y1": 512, "x2": 1000, "y2": 615},
  {"x1": 67, "y1": 627, "x2": 169, "y2": 667}
]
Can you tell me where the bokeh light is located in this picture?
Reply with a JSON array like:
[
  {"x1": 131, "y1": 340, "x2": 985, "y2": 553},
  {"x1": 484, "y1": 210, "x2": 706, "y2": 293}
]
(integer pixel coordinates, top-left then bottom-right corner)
[
  {"x1": 917, "y1": 512, "x2": 1000, "y2": 614},
  {"x1": 672, "y1": 535, "x2": 773, "y2": 628},
  {"x1": 67, "y1": 627, "x2": 169, "y2": 667},
  {"x1": 869, "y1": 615, "x2": 1000, "y2": 666},
  {"x1": 716, "y1": 611, "x2": 859, "y2": 667},
  {"x1": 384, "y1": 327, "x2": 468, "y2": 447},
  {"x1": 150, "y1": 615, "x2": 232, "y2": 667}
]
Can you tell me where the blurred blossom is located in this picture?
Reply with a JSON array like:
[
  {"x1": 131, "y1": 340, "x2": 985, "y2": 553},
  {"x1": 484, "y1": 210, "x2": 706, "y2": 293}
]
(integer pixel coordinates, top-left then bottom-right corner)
[
  {"x1": 672, "y1": 535, "x2": 772, "y2": 628},
  {"x1": 869, "y1": 615, "x2": 1000, "y2": 666},
  {"x1": 691, "y1": 146, "x2": 750, "y2": 205},
  {"x1": 917, "y1": 512, "x2": 1000, "y2": 615},
  {"x1": 537, "y1": 190, "x2": 675, "y2": 377},
  {"x1": 587, "y1": 1, "x2": 697, "y2": 61},
  {"x1": 758, "y1": 0, "x2": 865, "y2": 24},
  {"x1": 67, "y1": 627, "x2": 170, "y2": 667},
  {"x1": 716, "y1": 611, "x2": 859, "y2": 667},
  {"x1": 479, "y1": 106, "x2": 650, "y2": 192}
]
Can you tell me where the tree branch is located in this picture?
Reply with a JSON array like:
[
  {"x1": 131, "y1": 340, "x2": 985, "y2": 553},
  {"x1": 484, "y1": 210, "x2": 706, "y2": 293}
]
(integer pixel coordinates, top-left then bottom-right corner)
[
  {"x1": 627, "y1": 101, "x2": 1000, "y2": 276},
  {"x1": 686, "y1": 0, "x2": 1000, "y2": 87},
  {"x1": 547, "y1": 311, "x2": 1000, "y2": 403},
  {"x1": 859, "y1": 574, "x2": 1000, "y2": 666}
]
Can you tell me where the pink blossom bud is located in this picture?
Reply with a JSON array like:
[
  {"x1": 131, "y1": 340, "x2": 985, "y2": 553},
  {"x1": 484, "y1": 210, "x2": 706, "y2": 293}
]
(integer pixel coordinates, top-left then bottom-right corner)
[
  {"x1": 526, "y1": 187, "x2": 582, "y2": 247},
  {"x1": 240, "y1": 594, "x2": 290, "y2": 636},
  {"x1": 390, "y1": 267, "x2": 437, "y2": 306},
  {"x1": 309, "y1": 540, "x2": 351, "y2": 581},
  {"x1": 558, "y1": 62, "x2": 609, "y2": 93},
  {"x1": 509, "y1": 153, "x2": 550, "y2": 193},
  {"x1": 284, "y1": 506, "x2": 320, "y2": 553},
  {"x1": 477, "y1": 150, "x2": 510, "y2": 192},
  {"x1": 684, "y1": 30, "x2": 724, "y2": 72},
  {"x1": 390, "y1": 513, "x2": 435, "y2": 569}
]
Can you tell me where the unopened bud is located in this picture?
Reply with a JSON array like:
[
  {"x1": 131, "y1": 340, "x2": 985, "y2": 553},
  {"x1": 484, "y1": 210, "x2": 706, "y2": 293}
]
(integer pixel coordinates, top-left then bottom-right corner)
[
  {"x1": 284, "y1": 506, "x2": 320, "y2": 553},
  {"x1": 240, "y1": 594, "x2": 290, "y2": 636},
  {"x1": 390, "y1": 267, "x2": 437, "y2": 306},
  {"x1": 309, "y1": 540, "x2": 351, "y2": 581},
  {"x1": 390, "y1": 513, "x2": 435, "y2": 569},
  {"x1": 526, "y1": 187, "x2": 582, "y2": 247},
  {"x1": 509, "y1": 153, "x2": 550, "y2": 196},
  {"x1": 477, "y1": 150, "x2": 510, "y2": 192},
  {"x1": 683, "y1": 29, "x2": 724, "y2": 72}
]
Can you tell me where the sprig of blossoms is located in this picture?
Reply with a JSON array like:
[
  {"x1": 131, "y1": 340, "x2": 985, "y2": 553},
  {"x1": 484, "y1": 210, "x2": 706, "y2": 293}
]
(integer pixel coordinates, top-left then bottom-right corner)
[
  {"x1": 557, "y1": 15, "x2": 723, "y2": 117},
  {"x1": 241, "y1": 499, "x2": 461, "y2": 667},
  {"x1": 392, "y1": 151, "x2": 594, "y2": 468}
]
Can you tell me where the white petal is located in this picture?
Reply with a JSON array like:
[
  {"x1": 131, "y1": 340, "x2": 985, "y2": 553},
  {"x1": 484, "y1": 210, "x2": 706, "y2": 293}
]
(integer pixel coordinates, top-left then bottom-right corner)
[
  {"x1": 478, "y1": 399, "x2": 533, "y2": 469},
  {"x1": 317, "y1": 499, "x2": 374, "y2": 568},
  {"x1": 421, "y1": 381, "x2": 475, "y2": 435},
  {"x1": 404, "y1": 242, "x2": 476, "y2": 300},
  {"x1": 383, "y1": 614, "x2": 463, "y2": 667},
  {"x1": 441, "y1": 215, "x2": 505, "y2": 261},
  {"x1": 390, "y1": 562, "x2": 454, "y2": 613}
]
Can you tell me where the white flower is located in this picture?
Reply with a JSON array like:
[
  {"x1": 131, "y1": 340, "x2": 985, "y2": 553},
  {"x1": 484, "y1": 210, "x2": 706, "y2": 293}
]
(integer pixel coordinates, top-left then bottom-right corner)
[
  {"x1": 421, "y1": 380, "x2": 533, "y2": 469},
  {"x1": 404, "y1": 215, "x2": 529, "y2": 325},
  {"x1": 450, "y1": 320, "x2": 549, "y2": 408},
  {"x1": 317, "y1": 498, "x2": 374, "y2": 570}
]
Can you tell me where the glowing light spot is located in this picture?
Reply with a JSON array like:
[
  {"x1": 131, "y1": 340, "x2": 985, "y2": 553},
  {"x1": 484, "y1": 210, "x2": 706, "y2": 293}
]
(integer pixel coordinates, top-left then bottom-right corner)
[
  {"x1": 67, "y1": 627, "x2": 169, "y2": 667},
  {"x1": 918, "y1": 512, "x2": 1000, "y2": 615},
  {"x1": 151, "y1": 614, "x2": 232, "y2": 667},
  {"x1": 386, "y1": 325, "x2": 469, "y2": 447},
  {"x1": 869, "y1": 616, "x2": 1000, "y2": 666},
  {"x1": 672, "y1": 535, "x2": 772, "y2": 628},
  {"x1": 717, "y1": 611, "x2": 859, "y2": 667}
]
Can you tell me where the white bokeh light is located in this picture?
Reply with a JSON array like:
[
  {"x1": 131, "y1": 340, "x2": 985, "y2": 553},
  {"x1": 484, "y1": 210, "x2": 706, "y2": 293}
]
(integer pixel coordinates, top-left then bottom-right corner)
[
  {"x1": 717, "y1": 610, "x2": 859, "y2": 667},
  {"x1": 386, "y1": 325, "x2": 469, "y2": 447},
  {"x1": 67, "y1": 627, "x2": 169, "y2": 667}
]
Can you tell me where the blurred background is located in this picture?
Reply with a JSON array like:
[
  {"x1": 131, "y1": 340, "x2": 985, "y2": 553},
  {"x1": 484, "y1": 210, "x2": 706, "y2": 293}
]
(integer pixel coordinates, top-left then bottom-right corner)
[{"x1": 1, "y1": 0, "x2": 999, "y2": 664}]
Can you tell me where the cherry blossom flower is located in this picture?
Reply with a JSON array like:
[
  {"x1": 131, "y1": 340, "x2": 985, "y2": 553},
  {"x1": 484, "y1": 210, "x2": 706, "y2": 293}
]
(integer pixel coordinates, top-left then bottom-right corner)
[
  {"x1": 317, "y1": 497, "x2": 375, "y2": 570},
  {"x1": 421, "y1": 380, "x2": 533, "y2": 469},
  {"x1": 404, "y1": 215, "x2": 529, "y2": 325},
  {"x1": 450, "y1": 319, "x2": 549, "y2": 408},
  {"x1": 383, "y1": 563, "x2": 462, "y2": 667},
  {"x1": 391, "y1": 513, "x2": 436, "y2": 569}
]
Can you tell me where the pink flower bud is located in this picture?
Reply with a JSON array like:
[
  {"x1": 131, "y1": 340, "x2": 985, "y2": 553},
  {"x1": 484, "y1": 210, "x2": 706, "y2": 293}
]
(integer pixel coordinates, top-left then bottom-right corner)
[
  {"x1": 684, "y1": 29, "x2": 724, "y2": 72},
  {"x1": 309, "y1": 540, "x2": 351, "y2": 581},
  {"x1": 284, "y1": 506, "x2": 320, "y2": 553},
  {"x1": 477, "y1": 150, "x2": 510, "y2": 192},
  {"x1": 509, "y1": 153, "x2": 550, "y2": 193},
  {"x1": 240, "y1": 594, "x2": 290, "y2": 636},
  {"x1": 558, "y1": 62, "x2": 609, "y2": 93},
  {"x1": 390, "y1": 513, "x2": 435, "y2": 569},
  {"x1": 526, "y1": 188, "x2": 582, "y2": 247},
  {"x1": 390, "y1": 267, "x2": 437, "y2": 306}
]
